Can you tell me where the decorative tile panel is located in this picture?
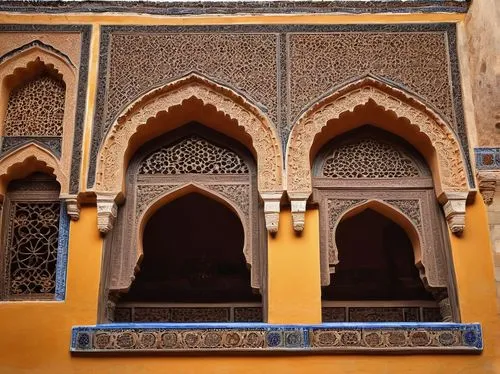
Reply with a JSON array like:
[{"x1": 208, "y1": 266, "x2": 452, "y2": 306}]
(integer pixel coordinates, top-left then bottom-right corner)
[
  {"x1": 475, "y1": 148, "x2": 500, "y2": 170},
  {"x1": 71, "y1": 322, "x2": 482, "y2": 354}
]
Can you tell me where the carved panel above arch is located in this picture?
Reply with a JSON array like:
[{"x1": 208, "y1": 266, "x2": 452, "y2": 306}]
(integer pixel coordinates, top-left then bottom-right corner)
[{"x1": 89, "y1": 24, "x2": 473, "y2": 190}]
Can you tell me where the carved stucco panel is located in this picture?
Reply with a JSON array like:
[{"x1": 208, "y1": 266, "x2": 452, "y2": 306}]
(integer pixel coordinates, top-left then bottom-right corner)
[{"x1": 287, "y1": 82, "x2": 468, "y2": 198}]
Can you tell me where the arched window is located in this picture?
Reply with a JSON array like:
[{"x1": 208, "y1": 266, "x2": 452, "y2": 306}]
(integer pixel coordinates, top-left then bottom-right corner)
[
  {"x1": 313, "y1": 126, "x2": 457, "y2": 323},
  {"x1": 0, "y1": 172, "x2": 68, "y2": 300},
  {"x1": 104, "y1": 123, "x2": 265, "y2": 323},
  {"x1": 2, "y1": 58, "x2": 65, "y2": 156}
]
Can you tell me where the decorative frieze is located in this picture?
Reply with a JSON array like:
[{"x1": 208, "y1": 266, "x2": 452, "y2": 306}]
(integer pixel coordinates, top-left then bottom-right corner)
[{"x1": 71, "y1": 322, "x2": 483, "y2": 354}]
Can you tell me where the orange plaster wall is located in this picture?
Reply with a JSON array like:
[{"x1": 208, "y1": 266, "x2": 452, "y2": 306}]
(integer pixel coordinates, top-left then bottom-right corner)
[
  {"x1": 267, "y1": 209, "x2": 322, "y2": 324},
  {"x1": 0, "y1": 202, "x2": 499, "y2": 373}
]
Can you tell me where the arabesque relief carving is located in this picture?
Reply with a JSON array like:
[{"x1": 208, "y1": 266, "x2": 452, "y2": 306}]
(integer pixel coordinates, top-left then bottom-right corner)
[
  {"x1": 287, "y1": 76, "x2": 469, "y2": 234},
  {"x1": 96, "y1": 74, "x2": 284, "y2": 233}
]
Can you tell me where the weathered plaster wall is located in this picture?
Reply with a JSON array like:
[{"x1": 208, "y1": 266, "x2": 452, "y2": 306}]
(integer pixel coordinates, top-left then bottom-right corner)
[{"x1": 465, "y1": 0, "x2": 500, "y2": 146}]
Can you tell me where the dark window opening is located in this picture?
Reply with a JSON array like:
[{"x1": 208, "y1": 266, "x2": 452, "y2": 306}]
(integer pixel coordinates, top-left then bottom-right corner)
[
  {"x1": 322, "y1": 208, "x2": 440, "y2": 322},
  {"x1": 115, "y1": 193, "x2": 262, "y2": 322}
]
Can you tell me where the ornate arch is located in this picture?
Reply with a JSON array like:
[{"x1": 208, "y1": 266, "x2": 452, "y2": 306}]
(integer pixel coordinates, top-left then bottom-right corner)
[
  {"x1": 0, "y1": 44, "x2": 78, "y2": 219},
  {"x1": 286, "y1": 76, "x2": 470, "y2": 234},
  {"x1": 109, "y1": 182, "x2": 262, "y2": 293},
  {"x1": 0, "y1": 143, "x2": 67, "y2": 196},
  {"x1": 95, "y1": 73, "x2": 284, "y2": 233}
]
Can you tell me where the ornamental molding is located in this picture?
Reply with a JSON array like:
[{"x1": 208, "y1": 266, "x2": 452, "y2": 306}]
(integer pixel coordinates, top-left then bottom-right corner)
[
  {"x1": 286, "y1": 76, "x2": 470, "y2": 233},
  {"x1": 95, "y1": 73, "x2": 284, "y2": 232}
]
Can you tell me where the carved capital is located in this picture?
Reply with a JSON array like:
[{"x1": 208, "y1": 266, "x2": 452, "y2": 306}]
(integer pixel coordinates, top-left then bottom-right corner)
[
  {"x1": 440, "y1": 191, "x2": 468, "y2": 236},
  {"x1": 97, "y1": 192, "x2": 119, "y2": 234},
  {"x1": 289, "y1": 192, "x2": 310, "y2": 232},
  {"x1": 261, "y1": 191, "x2": 283, "y2": 234},
  {"x1": 61, "y1": 194, "x2": 80, "y2": 221},
  {"x1": 477, "y1": 170, "x2": 500, "y2": 205}
]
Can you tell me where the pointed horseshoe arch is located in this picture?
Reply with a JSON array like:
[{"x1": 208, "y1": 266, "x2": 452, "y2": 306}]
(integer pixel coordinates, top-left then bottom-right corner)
[
  {"x1": 95, "y1": 73, "x2": 284, "y2": 233},
  {"x1": 286, "y1": 76, "x2": 471, "y2": 233},
  {"x1": 109, "y1": 182, "x2": 262, "y2": 293},
  {"x1": 326, "y1": 199, "x2": 446, "y2": 290}
]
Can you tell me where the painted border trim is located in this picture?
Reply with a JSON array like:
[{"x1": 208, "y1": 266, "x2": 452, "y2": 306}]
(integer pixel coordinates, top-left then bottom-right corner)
[
  {"x1": 55, "y1": 202, "x2": 70, "y2": 301},
  {"x1": 475, "y1": 148, "x2": 500, "y2": 170},
  {"x1": 71, "y1": 322, "x2": 482, "y2": 354}
]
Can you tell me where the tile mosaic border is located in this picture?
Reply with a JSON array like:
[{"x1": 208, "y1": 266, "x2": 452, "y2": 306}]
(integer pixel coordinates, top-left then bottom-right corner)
[
  {"x1": 475, "y1": 148, "x2": 500, "y2": 170},
  {"x1": 0, "y1": 1, "x2": 471, "y2": 15},
  {"x1": 71, "y1": 322, "x2": 482, "y2": 354}
]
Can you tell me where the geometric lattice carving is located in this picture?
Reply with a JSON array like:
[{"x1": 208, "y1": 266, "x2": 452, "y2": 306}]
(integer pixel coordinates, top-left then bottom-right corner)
[
  {"x1": 386, "y1": 199, "x2": 422, "y2": 229},
  {"x1": 4, "y1": 75, "x2": 65, "y2": 136},
  {"x1": 322, "y1": 138, "x2": 420, "y2": 178},
  {"x1": 139, "y1": 136, "x2": 249, "y2": 175},
  {"x1": 4, "y1": 202, "x2": 60, "y2": 297}
]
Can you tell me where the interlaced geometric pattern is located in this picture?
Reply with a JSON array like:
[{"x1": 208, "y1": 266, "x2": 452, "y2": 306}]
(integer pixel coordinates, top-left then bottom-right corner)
[
  {"x1": 4, "y1": 75, "x2": 65, "y2": 137},
  {"x1": 5, "y1": 202, "x2": 60, "y2": 297},
  {"x1": 139, "y1": 136, "x2": 249, "y2": 175},
  {"x1": 322, "y1": 138, "x2": 420, "y2": 178}
]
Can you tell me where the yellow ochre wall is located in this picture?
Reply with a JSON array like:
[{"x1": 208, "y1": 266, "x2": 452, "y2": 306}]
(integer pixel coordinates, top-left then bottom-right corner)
[
  {"x1": 0, "y1": 11, "x2": 499, "y2": 374},
  {"x1": 0, "y1": 204, "x2": 499, "y2": 373}
]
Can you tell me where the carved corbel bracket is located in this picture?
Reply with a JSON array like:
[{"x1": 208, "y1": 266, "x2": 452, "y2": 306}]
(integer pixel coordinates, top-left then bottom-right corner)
[
  {"x1": 261, "y1": 191, "x2": 283, "y2": 234},
  {"x1": 289, "y1": 192, "x2": 310, "y2": 232},
  {"x1": 440, "y1": 191, "x2": 468, "y2": 236},
  {"x1": 96, "y1": 192, "x2": 119, "y2": 234},
  {"x1": 477, "y1": 170, "x2": 500, "y2": 205},
  {"x1": 60, "y1": 194, "x2": 80, "y2": 221}
]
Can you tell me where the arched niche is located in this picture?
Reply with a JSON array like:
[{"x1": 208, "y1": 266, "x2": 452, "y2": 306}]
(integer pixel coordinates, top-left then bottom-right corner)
[
  {"x1": 286, "y1": 76, "x2": 471, "y2": 234},
  {"x1": 0, "y1": 43, "x2": 78, "y2": 218},
  {"x1": 95, "y1": 73, "x2": 284, "y2": 233},
  {"x1": 105, "y1": 124, "x2": 265, "y2": 303}
]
